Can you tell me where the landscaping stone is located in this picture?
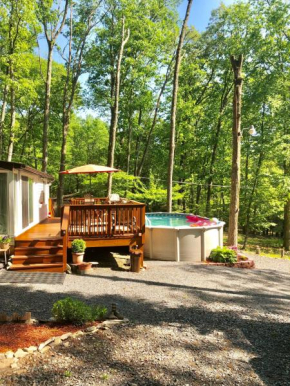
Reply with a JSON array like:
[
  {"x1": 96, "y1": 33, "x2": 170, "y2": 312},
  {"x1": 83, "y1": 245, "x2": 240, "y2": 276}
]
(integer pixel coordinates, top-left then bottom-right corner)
[
  {"x1": 53, "y1": 337, "x2": 62, "y2": 346},
  {"x1": 38, "y1": 337, "x2": 54, "y2": 351},
  {"x1": 14, "y1": 349, "x2": 27, "y2": 359},
  {"x1": 60, "y1": 333, "x2": 72, "y2": 341},
  {"x1": 40, "y1": 346, "x2": 50, "y2": 354},
  {"x1": 85, "y1": 326, "x2": 96, "y2": 332},
  {"x1": 24, "y1": 346, "x2": 37, "y2": 353},
  {"x1": 5, "y1": 351, "x2": 14, "y2": 359}
]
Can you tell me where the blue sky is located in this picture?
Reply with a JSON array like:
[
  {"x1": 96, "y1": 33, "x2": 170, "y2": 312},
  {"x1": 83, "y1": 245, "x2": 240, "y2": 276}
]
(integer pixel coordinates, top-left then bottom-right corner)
[{"x1": 178, "y1": 0, "x2": 237, "y2": 31}]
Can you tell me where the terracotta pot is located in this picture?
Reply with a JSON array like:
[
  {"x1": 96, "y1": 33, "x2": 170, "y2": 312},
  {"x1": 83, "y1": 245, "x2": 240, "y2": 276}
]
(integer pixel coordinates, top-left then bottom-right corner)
[
  {"x1": 78, "y1": 262, "x2": 92, "y2": 270},
  {"x1": 0, "y1": 243, "x2": 9, "y2": 250},
  {"x1": 72, "y1": 252, "x2": 84, "y2": 264}
]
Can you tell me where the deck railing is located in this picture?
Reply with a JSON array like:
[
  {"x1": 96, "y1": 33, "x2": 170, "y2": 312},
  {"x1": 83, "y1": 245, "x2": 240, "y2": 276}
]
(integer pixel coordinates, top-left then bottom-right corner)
[{"x1": 64, "y1": 200, "x2": 145, "y2": 239}]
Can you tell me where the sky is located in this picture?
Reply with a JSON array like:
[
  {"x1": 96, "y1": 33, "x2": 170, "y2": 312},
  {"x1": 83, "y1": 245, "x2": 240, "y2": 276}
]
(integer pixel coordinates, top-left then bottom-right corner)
[{"x1": 178, "y1": 0, "x2": 237, "y2": 31}]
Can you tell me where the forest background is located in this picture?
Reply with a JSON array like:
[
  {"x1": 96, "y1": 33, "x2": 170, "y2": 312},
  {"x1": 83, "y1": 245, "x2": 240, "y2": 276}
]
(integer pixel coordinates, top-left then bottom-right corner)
[{"x1": 0, "y1": 0, "x2": 289, "y2": 249}]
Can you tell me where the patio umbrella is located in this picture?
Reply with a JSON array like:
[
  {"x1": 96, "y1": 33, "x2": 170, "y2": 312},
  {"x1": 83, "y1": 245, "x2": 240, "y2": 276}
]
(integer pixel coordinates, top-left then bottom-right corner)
[
  {"x1": 59, "y1": 164, "x2": 120, "y2": 175},
  {"x1": 59, "y1": 164, "x2": 120, "y2": 192}
]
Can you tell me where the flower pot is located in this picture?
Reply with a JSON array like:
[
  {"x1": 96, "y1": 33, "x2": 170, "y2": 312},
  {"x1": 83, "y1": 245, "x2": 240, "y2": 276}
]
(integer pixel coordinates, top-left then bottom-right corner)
[
  {"x1": 0, "y1": 243, "x2": 9, "y2": 250},
  {"x1": 78, "y1": 262, "x2": 92, "y2": 270},
  {"x1": 72, "y1": 252, "x2": 84, "y2": 264}
]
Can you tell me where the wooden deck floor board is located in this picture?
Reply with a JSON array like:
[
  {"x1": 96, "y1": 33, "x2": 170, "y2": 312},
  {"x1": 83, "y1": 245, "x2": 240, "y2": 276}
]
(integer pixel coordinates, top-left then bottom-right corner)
[{"x1": 15, "y1": 218, "x2": 61, "y2": 240}]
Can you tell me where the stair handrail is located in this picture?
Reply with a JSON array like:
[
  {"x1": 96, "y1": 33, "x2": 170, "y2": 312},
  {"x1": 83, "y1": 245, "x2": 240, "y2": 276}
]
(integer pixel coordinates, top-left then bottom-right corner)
[{"x1": 61, "y1": 205, "x2": 70, "y2": 271}]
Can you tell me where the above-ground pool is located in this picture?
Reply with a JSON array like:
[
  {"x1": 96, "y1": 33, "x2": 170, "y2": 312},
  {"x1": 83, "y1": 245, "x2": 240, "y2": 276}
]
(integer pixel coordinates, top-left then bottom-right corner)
[{"x1": 144, "y1": 213, "x2": 225, "y2": 262}]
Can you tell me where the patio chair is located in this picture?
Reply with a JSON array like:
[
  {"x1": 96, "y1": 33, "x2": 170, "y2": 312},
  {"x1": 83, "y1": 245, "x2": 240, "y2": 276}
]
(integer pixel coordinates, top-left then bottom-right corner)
[
  {"x1": 107, "y1": 193, "x2": 120, "y2": 204},
  {"x1": 84, "y1": 193, "x2": 94, "y2": 204}
]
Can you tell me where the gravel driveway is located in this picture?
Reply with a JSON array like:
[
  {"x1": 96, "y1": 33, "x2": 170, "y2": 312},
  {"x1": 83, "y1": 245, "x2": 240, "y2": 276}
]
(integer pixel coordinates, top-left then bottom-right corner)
[{"x1": 1, "y1": 254, "x2": 290, "y2": 385}]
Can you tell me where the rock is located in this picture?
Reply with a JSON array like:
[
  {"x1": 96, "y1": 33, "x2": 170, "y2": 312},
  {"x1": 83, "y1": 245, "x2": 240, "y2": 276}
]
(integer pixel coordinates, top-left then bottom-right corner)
[
  {"x1": 24, "y1": 346, "x2": 37, "y2": 353},
  {"x1": 40, "y1": 346, "x2": 50, "y2": 354},
  {"x1": 74, "y1": 330, "x2": 84, "y2": 337},
  {"x1": 0, "y1": 358, "x2": 14, "y2": 369},
  {"x1": 53, "y1": 337, "x2": 62, "y2": 345},
  {"x1": 60, "y1": 333, "x2": 72, "y2": 341},
  {"x1": 14, "y1": 349, "x2": 28, "y2": 358},
  {"x1": 63, "y1": 342, "x2": 70, "y2": 348},
  {"x1": 85, "y1": 326, "x2": 96, "y2": 332},
  {"x1": 66, "y1": 264, "x2": 72, "y2": 274},
  {"x1": 10, "y1": 362, "x2": 19, "y2": 369},
  {"x1": 5, "y1": 351, "x2": 14, "y2": 359},
  {"x1": 38, "y1": 337, "x2": 55, "y2": 351}
]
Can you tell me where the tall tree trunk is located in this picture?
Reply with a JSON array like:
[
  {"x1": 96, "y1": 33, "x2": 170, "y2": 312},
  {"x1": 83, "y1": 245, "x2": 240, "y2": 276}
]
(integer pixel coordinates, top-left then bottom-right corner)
[
  {"x1": 126, "y1": 112, "x2": 133, "y2": 174},
  {"x1": 228, "y1": 55, "x2": 243, "y2": 247},
  {"x1": 205, "y1": 71, "x2": 231, "y2": 216},
  {"x1": 134, "y1": 109, "x2": 142, "y2": 176},
  {"x1": 107, "y1": 17, "x2": 130, "y2": 195},
  {"x1": 40, "y1": 0, "x2": 69, "y2": 172},
  {"x1": 42, "y1": 44, "x2": 53, "y2": 172},
  {"x1": 284, "y1": 199, "x2": 290, "y2": 250},
  {"x1": 137, "y1": 59, "x2": 173, "y2": 176},
  {"x1": 167, "y1": 0, "x2": 193, "y2": 212},
  {"x1": 242, "y1": 104, "x2": 265, "y2": 248},
  {"x1": 7, "y1": 85, "x2": 15, "y2": 162},
  {"x1": 0, "y1": 83, "x2": 8, "y2": 158}
]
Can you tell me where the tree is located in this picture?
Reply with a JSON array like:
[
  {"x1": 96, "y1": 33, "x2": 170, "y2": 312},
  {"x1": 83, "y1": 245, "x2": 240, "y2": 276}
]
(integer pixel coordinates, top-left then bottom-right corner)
[
  {"x1": 228, "y1": 55, "x2": 243, "y2": 247},
  {"x1": 37, "y1": 0, "x2": 69, "y2": 172},
  {"x1": 107, "y1": 16, "x2": 130, "y2": 195},
  {"x1": 167, "y1": 0, "x2": 193, "y2": 212},
  {"x1": 56, "y1": 0, "x2": 101, "y2": 211}
]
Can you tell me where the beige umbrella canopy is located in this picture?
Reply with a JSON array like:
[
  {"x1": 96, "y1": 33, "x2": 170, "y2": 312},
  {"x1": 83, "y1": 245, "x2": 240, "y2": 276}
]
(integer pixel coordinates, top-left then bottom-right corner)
[
  {"x1": 59, "y1": 164, "x2": 120, "y2": 174},
  {"x1": 59, "y1": 164, "x2": 120, "y2": 192}
]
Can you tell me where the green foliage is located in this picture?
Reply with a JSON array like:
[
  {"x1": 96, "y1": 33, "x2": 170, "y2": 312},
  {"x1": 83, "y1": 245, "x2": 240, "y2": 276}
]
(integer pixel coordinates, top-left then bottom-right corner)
[
  {"x1": 52, "y1": 297, "x2": 107, "y2": 325},
  {"x1": 71, "y1": 239, "x2": 86, "y2": 253},
  {"x1": 209, "y1": 247, "x2": 237, "y2": 264}
]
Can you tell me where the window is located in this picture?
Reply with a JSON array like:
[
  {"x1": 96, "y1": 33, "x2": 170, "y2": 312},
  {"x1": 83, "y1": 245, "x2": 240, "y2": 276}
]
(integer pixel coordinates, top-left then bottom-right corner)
[{"x1": 0, "y1": 173, "x2": 8, "y2": 233}]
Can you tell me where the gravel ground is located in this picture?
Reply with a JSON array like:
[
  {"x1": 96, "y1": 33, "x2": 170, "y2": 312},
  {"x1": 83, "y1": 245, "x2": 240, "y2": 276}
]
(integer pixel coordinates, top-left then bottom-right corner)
[{"x1": 0, "y1": 253, "x2": 290, "y2": 385}]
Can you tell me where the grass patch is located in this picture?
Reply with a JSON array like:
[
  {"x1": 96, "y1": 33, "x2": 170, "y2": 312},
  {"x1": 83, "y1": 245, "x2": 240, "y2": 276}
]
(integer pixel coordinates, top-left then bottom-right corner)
[{"x1": 223, "y1": 233, "x2": 289, "y2": 260}]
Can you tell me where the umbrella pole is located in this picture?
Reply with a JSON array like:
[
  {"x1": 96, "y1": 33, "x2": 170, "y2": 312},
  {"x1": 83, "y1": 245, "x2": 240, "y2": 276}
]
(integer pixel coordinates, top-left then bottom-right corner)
[{"x1": 90, "y1": 175, "x2": 92, "y2": 193}]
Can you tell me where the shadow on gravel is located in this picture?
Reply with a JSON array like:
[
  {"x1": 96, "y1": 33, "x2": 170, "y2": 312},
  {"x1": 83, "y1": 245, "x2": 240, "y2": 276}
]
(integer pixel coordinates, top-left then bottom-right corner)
[{"x1": 1, "y1": 265, "x2": 290, "y2": 385}]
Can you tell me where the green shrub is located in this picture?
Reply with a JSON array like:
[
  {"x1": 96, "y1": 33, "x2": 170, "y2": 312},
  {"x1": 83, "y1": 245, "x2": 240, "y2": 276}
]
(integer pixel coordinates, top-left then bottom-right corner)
[
  {"x1": 71, "y1": 239, "x2": 86, "y2": 253},
  {"x1": 52, "y1": 297, "x2": 107, "y2": 325},
  {"x1": 209, "y1": 246, "x2": 237, "y2": 264}
]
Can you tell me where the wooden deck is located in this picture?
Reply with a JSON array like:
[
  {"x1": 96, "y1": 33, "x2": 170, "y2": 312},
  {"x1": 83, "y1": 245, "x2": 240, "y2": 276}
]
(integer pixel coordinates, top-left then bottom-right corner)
[
  {"x1": 16, "y1": 218, "x2": 61, "y2": 240},
  {"x1": 11, "y1": 199, "x2": 146, "y2": 272}
]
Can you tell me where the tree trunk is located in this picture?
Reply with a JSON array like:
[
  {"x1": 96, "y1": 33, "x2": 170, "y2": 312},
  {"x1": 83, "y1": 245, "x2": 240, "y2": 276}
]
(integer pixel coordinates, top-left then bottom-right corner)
[
  {"x1": 205, "y1": 71, "x2": 231, "y2": 216},
  {"x1": 42, "y1": 45, "x2": 53, "y2": 172},
  {"x1": 134, "y1": 109, "x2": 142, "y2": 176},
  {"x1": 167, "y1": 0, "x2": 193, "y2": 212},
  {"x1": 0, "y1": 83, "x2": 8, "y2": 158},
  {"x1": 126, "y1": 112, "x2": 133, "y2": 174},
  {"x1": 40, "y1": 0, "x2": 69, "y2": 173},
  {"x1": 107, "y1": 18, "x2": 130, "y2": 195},
  {"x1": 284, "y1": 200, "x2": 290, "y2": 250},
  {"x1": 228, "y1": 55, "x2": 243, "y2": 247},
  {"x1": 137, "y1": 59, "x2": 173, "y2": 176},
  {"x1": 7, "y1": 85, "x2": 15, "y2": 162}
]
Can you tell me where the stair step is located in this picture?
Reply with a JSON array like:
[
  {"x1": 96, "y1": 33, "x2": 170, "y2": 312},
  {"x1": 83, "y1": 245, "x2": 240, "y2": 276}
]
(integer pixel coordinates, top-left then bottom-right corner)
[
  {"x1": 11, "y1": 254, "x2": 63, "y2": 265},
  {"x1": 15, "y1": 246, "x2": 63, "y2": 256},
  {"x1": 15, "y1": 239, "x2": 63, "y2": 247},
  {"x1": 9, "y1": 263, "x2": 64, "y2": 272}
]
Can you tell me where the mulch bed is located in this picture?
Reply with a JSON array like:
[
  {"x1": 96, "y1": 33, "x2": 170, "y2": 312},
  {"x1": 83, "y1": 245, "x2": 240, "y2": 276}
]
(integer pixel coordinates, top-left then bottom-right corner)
[{"x1": 0, "y1": 323, "x2": 82, "y2": 353}]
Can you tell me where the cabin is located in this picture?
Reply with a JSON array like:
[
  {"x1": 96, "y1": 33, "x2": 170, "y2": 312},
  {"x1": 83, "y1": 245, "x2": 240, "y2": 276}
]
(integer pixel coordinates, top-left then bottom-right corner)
[
  {"x1": 0, "y1": 161, "x2": 53, "y2": 238},
  {"x1": 0, "y1": 161, "x2": 146, "y2": 272}
]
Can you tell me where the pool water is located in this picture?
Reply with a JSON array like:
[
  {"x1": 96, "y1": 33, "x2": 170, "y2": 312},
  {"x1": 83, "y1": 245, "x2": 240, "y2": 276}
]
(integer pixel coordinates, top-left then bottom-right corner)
[{"x1": 146, "y1": 215, "x2": 188, "y2": 227}]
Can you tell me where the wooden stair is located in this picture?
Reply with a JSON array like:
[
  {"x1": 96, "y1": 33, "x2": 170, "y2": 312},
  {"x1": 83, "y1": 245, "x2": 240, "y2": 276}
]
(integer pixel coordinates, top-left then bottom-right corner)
[{"x1": 10, "y1": 238, "x2": 65, "y2": 272}]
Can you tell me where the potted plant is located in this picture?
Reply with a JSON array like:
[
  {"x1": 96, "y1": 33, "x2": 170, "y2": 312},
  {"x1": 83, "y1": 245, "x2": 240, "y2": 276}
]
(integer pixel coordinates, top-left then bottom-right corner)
[
  {"x1": 71, "y1": 239, "x2": 86, "y2": 264},
  {"x1": 0, "y1": 235, "x2": 12, "y2": 249}
]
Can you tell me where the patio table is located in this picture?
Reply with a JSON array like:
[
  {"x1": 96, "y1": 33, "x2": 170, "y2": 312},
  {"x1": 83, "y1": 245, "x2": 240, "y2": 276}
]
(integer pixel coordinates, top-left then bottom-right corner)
[{"x1": 0, "y1": 245, "x2": 10, "y2": 266}]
